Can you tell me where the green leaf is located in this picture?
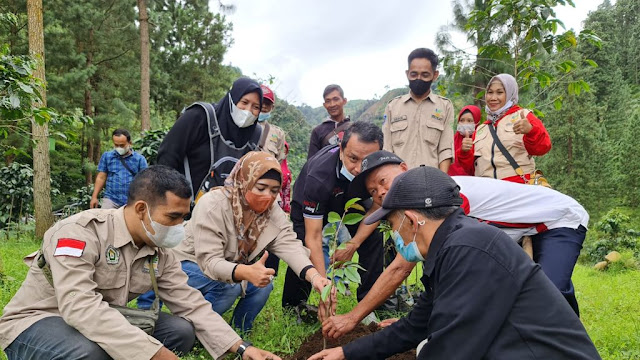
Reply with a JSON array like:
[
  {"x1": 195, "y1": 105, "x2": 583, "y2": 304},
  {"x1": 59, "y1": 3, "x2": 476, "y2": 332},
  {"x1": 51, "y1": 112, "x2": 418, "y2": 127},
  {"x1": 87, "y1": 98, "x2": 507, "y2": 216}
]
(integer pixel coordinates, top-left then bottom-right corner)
[
  {"x1": 585, "y1": 59, "x2": 598, "y2": 68},
  {"x1": 322, "y1": 226, "x2": 336, "y2": 237},
  {"x1": 9, "y1": 93, "x2": 20, "y2": 108},
  {"x1": 321, "y1": 282, "x2": 332, "y2": 301},
  {"x1": 350, "y1": 203, "x2": 365, "y2": 212},
  {"x1": 337, "y1": 242, "x2": 349, "y2": 250},
  {"x1": 553, "y1": 97, "x2": 563, "y2": 111},
  {"x1": 344, "y1": 198, "x2": 361, "y2": 211},
  {"x1": 344, "y1": 267, "x2": 361, "y2": 284},
  {"x1": 343, "y1": 213, "x2": 364, "y2": 225},
  {"x1": 328, "y1": 211, "x2": 341, "y2": 224},
  {"x1": 336, "y1": 280, "x2": 347, "y2": 295}
]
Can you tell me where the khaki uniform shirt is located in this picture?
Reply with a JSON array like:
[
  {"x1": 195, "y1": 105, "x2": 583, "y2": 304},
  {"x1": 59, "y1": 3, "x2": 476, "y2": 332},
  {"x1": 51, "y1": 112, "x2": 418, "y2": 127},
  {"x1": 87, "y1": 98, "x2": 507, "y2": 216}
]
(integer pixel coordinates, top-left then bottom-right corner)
[
  {"x1": 473, "y1": 109, "x2": 536, "y2": 179},
  {"x1": 260, "y1": 123, "x2": 286, "y2": 162},
  {"x1": 382, "y1": 92, "x2": 454, "y2": 169},
  {"x1": 0, "y1": 208, "x2": 241, "y2": 360},
  {"x1": 173, "y1": 189, "x2": 312, "y2": 284}
]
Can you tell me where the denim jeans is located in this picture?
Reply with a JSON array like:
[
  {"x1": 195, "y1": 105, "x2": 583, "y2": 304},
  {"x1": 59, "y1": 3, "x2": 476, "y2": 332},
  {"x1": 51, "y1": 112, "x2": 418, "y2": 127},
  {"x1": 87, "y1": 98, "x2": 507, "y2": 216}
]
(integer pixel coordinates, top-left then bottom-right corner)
[
  {"x1": 138, "y1": 260, "x2": 272, "y2": 332},
  {"x1": 4, "y1": 313, "x2": 195, "y2": 360},
  {"x1": 322, "y1": 223, "x2": 352, "y2": 269}
]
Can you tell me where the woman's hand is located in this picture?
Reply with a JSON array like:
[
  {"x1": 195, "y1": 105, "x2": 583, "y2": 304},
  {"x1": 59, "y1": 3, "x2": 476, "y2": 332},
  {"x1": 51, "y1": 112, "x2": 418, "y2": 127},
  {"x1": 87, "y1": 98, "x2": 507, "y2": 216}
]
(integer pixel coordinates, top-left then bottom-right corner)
[
  {"x1": 240, "y1": 251, "x2": 276, "y2": 287},
  {"x1": 461, "y1": 133, "x2": 473, "y2": 152},
  {"x1": 513, "y1": 110, "x2": 532, "y2": 134}
]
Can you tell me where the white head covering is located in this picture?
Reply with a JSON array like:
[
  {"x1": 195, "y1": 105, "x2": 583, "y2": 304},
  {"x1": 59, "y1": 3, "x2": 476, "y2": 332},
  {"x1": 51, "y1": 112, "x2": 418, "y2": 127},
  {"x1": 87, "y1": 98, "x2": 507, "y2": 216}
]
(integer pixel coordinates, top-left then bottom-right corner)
[{"x1": 485, "y1": 74, "x2": 519, "y2": 123}]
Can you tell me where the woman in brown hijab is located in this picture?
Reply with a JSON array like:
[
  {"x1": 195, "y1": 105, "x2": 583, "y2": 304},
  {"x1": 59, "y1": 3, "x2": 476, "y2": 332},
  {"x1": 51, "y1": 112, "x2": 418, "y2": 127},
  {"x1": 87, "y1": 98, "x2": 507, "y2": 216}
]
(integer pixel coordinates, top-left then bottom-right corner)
[{"x1": 172, "y1": 151, "x2": 331, "y2": 332}]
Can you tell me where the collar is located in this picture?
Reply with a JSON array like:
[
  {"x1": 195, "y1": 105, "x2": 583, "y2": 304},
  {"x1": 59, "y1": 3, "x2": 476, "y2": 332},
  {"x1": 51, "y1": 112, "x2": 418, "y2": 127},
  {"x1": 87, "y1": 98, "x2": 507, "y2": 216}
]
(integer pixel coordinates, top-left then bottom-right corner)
[
  {"x1": 402, "y1": 92, "x2": 436, "y2": 104},
  {"x1": 484, "y1": 104, "x2": 522, "y2": 125},
  {"x1": 322, "y1": 115, "x2": 350, "y2": 125},
  {"x1": 113, "y1": 207, "x2": 155, "y2": 257},
  {"x1": 422, "y1": 208, "x2": 466, "y2": 277}
]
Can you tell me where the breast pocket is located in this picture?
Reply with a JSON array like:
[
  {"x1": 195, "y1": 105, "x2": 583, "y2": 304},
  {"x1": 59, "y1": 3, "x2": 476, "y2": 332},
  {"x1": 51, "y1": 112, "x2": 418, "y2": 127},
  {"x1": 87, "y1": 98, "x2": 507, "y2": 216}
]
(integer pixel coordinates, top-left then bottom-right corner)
[
  {"x1": 422, "y1": 119, "x2": 444, "y2": 145},
  {"x1": 93, "y1": 268, "x2": 127, "y2": 302},
  {"x1": 389, "y1": 117, "x2": 409, "y2": 147},
  {"x1": 473, "y1": 126, "x2": 490, "y2": 157}
]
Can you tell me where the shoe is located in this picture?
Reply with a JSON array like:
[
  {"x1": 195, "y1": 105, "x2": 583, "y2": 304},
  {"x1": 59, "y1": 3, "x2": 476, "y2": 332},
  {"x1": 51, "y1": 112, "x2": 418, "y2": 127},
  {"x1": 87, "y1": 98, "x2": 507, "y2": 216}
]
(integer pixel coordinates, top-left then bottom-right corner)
[{"x1": 292, "y1": 301, "x2": 318, "y2": 324}]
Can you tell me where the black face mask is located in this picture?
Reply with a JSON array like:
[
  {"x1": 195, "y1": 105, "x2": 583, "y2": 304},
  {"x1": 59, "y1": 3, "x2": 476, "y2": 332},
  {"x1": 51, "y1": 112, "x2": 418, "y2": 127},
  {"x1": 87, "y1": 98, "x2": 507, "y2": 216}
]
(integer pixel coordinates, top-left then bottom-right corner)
[{"x1": 409, "y1": 79, "x2": 432, "y2": 96}]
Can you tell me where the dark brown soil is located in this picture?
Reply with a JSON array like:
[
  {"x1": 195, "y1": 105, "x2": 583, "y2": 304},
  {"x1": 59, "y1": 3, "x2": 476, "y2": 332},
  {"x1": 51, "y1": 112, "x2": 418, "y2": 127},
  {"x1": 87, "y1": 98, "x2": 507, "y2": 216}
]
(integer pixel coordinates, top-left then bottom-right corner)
[{"x1": 284, "y1": 323, "x2": 416, "y2": 360}]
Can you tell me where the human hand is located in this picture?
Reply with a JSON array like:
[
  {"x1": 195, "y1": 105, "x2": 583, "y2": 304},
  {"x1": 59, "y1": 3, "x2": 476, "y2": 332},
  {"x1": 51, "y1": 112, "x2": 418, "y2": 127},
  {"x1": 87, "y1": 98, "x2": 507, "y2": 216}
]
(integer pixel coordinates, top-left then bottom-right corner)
[
  {"x1": 461, "y1": 134, "x2": 473, "y2": 152},
  {"x1": 318, "y1": 285, "x2": 337, "y2": 322},
  {"x1": 513, "y1": 110, "x2": 532, "y2": 134},
  {"x1": 322, "y1": 313, "x2": 357, "y2": 339},
  {"x1": 242, "y1": 346, "x2": 282, "y2": 360},
  {"x1": 378, "y1": 317, "x2": 399, "y2": 328},
  {"x1": 308, "y1": 347, "x2": 346, "y2": 360},
  {"x1": 312, "y1": 274, "x2": 332, "y2": 294},
  {"x1": 151, "y1": 346, "x2": 179, "y2": 360},
  {"x1": 332, "y1": 242, "x2": 358, "y2": 263},
  {"x1": 90, "y1": 197, "x2": 99, "y2": 209},
  {"x1": 247, "y1": 251, "x2": 276, "y2": 288}
]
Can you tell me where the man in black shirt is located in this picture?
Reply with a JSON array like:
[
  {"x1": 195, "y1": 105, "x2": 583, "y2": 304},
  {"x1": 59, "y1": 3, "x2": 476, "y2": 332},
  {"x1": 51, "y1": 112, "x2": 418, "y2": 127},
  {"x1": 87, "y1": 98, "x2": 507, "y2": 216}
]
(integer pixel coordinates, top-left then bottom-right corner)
[
  {"x1": 283, "y1": 122, "x2": 387, "y2": 311},
  {"x1": 307, "y1": 84, "x2": 352, "y2": 159},
  {"x1": 310, "y1": 167, "x2": 601, "y2": 360}
]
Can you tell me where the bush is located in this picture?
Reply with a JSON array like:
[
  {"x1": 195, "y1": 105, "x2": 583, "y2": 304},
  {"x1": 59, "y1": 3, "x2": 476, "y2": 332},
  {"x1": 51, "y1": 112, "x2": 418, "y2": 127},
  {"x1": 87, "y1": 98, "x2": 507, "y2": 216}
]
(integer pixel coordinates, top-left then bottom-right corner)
[
  {"x1": 133, "y1": 128, "x2": 169, "y2": 165},
  {"x1": 0, "y1": 163, "x2": 33, "y2": 228},
  {"x1": 582, "y1": 209, "x2": 640, "y2": 264}
]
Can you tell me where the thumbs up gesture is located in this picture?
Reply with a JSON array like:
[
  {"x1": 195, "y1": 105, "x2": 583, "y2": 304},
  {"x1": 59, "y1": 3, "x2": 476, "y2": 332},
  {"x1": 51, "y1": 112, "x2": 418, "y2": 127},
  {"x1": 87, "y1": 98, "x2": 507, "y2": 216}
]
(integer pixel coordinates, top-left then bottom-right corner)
[
  {"x1": 247, "y1": 251, "x2": 276, "y2": 288},
  {"x1": 513, "y1": 110, "x2": 533, "y2": 135},
  {"x1": 461, "y1": 132, "x2": 473, "y2": 152}
]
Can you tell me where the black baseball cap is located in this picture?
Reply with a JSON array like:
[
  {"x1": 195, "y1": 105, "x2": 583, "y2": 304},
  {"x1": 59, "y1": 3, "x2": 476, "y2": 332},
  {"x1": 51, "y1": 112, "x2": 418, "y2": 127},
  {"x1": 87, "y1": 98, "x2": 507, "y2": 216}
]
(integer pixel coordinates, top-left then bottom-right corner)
[
  {"x1": 364, "y1": 166, "x2": 463, "y2": 225},
  {"x1": 349, "y1": 150, "x2": 404, "y2": 200}
]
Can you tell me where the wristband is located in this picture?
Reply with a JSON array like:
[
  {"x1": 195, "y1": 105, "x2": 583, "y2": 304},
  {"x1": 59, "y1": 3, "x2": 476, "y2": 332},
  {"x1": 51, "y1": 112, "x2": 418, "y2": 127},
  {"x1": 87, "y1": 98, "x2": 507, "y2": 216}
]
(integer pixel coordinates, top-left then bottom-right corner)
[
  {"x1": 237, "y1": 341, "x2": 252, "y2": 357},
  {"x1": 310, "y1": 272, "x2": 322, "y2": 286}
]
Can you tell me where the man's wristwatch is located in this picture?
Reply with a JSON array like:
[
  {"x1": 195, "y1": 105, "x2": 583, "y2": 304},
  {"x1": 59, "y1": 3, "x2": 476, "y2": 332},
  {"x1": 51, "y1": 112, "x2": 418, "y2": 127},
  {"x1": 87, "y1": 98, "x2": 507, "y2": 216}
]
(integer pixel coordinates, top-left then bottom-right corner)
[{"x1": 237, "y1": 341, "x2": 253, "y2": 357}]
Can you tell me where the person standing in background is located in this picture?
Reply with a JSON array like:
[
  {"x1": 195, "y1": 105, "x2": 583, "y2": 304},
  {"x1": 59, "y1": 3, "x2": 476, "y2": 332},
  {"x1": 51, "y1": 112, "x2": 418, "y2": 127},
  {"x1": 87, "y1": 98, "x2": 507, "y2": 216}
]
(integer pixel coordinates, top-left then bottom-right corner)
[
  {"x1": 307, "y1": 84, "x2": 352, "y2": 159},
  {"x1": 382, "y1": 48, "x2": 453, "y2": 172},
  {"x1": 90, "y1": 128, "x2": 148, "y2": 209}
]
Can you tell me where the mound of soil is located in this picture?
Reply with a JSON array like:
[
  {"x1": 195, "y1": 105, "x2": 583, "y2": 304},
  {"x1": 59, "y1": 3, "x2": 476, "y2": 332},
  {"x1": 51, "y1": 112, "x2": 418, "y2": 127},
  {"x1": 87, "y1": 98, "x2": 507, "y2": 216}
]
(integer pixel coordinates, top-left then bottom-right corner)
[{"x1": 284, "y1": 323, "x2": 416, "y2": 360}]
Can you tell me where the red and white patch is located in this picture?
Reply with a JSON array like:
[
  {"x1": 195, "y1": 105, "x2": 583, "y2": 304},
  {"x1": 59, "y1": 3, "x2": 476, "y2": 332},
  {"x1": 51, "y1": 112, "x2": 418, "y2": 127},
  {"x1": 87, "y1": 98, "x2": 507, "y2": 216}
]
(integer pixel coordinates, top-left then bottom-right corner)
[{"x1": 54, "y1": 238, "x2": 86, "y2": 257}]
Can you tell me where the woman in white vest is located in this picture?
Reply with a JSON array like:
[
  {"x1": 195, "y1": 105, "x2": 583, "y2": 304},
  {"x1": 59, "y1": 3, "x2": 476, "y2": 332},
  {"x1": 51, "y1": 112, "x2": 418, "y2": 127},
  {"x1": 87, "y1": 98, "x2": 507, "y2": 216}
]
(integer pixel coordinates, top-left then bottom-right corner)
[{"x1": 457, "y1": 74, "x2": 552, "y2": 183}]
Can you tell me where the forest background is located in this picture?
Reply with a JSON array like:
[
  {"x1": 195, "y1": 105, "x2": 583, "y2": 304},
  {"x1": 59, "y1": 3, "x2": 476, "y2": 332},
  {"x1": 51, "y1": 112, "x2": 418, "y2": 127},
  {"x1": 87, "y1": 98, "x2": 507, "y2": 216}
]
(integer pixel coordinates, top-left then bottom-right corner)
[{"x1": 1, "y1": 0, "x2": 639, "y2": 266}]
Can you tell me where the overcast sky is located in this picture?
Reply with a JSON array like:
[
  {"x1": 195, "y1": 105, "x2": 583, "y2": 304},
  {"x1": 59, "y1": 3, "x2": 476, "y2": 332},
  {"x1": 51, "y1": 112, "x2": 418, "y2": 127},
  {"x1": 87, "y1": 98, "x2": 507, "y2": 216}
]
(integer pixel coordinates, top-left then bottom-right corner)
[{"x1": 219, "y1": 0, "x2": 606, "y2": 107}]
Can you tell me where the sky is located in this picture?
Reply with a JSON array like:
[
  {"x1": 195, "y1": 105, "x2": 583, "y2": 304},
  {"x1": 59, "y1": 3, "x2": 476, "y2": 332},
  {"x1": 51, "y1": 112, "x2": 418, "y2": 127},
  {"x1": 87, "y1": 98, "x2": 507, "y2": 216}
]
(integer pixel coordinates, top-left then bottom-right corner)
[{"x1": 219, "y1": 0, "x2": 606, "y2": 107}]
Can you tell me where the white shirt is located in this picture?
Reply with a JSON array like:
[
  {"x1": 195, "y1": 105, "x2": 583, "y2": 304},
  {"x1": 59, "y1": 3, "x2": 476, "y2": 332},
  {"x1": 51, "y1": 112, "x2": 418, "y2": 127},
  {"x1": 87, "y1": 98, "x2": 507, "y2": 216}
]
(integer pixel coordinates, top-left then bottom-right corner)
[{"x1": 453, "y1": 176, "x2": 589, "y2": 240}]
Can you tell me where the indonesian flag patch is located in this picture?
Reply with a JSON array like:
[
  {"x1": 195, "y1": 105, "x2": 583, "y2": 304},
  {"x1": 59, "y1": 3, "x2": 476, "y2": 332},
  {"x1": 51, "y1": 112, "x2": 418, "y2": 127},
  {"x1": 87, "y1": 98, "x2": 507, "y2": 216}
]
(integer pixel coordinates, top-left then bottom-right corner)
[{"x1": 54, "y1": 238, "x2": 86, "y2": 257}]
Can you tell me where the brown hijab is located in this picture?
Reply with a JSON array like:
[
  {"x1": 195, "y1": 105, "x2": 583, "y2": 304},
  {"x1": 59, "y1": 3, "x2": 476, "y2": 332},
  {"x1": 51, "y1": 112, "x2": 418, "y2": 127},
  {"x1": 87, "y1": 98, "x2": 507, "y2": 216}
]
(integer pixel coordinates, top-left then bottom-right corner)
[{"x1": 223, "y1": 151, "x2": 282, "y2": 263}]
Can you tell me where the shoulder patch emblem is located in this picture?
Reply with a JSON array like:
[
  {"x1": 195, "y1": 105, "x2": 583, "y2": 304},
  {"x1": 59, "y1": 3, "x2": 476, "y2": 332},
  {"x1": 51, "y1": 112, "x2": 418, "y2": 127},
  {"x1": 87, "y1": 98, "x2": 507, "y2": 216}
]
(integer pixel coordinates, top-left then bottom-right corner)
[
  {"x1": 142, "y1": 255, "x2": 159, "y2": 275},
  {"x1": 54, "y1": 238, "x2": 86, "y2": 257},
  {"x1": 105, "y1": 245, "x2": 120, "y2": 265}
]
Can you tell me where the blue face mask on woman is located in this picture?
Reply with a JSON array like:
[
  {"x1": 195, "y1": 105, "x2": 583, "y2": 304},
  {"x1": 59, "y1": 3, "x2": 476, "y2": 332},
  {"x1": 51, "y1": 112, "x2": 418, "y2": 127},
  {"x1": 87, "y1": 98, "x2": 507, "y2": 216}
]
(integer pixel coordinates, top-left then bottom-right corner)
[{"x1": 393, "y1": 215, "x2": 425, "y2": 262}]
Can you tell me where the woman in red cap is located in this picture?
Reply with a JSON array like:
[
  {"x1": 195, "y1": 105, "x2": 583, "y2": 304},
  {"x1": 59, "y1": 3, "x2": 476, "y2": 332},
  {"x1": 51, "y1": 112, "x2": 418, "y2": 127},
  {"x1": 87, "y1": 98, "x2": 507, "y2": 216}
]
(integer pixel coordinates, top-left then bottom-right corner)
[{"x1": 448, "y1": 105, "x2": 482, "y2": 176}]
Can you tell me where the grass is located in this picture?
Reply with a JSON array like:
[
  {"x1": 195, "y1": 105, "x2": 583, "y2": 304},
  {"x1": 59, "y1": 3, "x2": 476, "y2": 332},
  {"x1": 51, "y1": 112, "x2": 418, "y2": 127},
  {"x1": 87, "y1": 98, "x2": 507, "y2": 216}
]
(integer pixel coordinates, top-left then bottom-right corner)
[{"x1": 1, "y1": 232, "x2": 639, "y2": 359}]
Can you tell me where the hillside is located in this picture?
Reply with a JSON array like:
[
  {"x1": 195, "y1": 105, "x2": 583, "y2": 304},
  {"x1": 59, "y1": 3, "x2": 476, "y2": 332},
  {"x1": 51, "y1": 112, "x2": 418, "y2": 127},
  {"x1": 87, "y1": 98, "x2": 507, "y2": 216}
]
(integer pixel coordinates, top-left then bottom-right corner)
[{"x1": 296, "y1": 87, "x2": 407, "y2": 126}]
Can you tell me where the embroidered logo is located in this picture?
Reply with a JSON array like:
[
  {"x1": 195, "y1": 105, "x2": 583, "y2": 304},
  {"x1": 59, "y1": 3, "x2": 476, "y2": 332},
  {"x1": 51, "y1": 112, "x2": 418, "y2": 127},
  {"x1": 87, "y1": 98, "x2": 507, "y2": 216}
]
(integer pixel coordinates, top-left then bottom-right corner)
[
  {"x1": 431, "y1": 108, "x2": 443, "y2": 120},
  {"x1": 142, "y1": 255, "x2": 159, "y2": 275},
  {"x1": 361, "y1": 159, "x2": 369, "y2": 171},
  {"x1": 425, "y1": 198, "x2": 433, "y2": 207},
  {"x1": 105, "y1": 245, "x2": 119, "y2": 265}
]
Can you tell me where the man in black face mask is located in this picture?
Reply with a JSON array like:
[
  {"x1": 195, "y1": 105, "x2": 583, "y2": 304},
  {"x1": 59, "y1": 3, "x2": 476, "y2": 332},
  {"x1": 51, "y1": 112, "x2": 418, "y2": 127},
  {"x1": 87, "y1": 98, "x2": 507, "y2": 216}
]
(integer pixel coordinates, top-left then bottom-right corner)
[{"x1": 382, "y1": 48, "x2": 453, "y2": 172}]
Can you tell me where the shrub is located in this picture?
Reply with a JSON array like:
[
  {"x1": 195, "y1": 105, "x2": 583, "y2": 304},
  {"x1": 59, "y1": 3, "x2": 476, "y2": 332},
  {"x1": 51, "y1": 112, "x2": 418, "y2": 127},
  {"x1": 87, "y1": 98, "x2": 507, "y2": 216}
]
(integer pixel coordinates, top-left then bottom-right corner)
[
  {"x1": 133, "y1": 128, "x2": 169, "y2": 165},
  {"x1": 582, "y1": 209, "x2": 640, "y2": 264},
  {"x1": 0, "y1": 163, "x2": 33, "y2": 228}
]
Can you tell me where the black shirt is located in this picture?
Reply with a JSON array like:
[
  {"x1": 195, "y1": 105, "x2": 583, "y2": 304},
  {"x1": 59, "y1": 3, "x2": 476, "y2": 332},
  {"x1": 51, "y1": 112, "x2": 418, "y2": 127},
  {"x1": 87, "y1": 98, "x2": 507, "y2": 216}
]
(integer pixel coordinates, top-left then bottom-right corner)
[
  {"x1": 343, "y1": 209, "x2": 601, "y2": 360},
  {"x1": 157, "y1": 106, "x2": 211, "y2": 196},
  {"x1": 291, "y1": 145, "x2": 352, "y2": 239},
  {"x1": 307, "y1": 117, "x2": 351, "y2": 159}
]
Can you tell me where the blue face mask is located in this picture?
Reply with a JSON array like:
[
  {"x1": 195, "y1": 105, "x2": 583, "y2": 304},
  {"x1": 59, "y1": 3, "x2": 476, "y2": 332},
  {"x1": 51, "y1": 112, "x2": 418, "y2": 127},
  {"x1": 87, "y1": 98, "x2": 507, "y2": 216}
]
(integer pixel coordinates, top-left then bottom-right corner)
[
  {"x1": 340, "y1": 165, "x2": 355, "y2": 182},
  {"x1": 393, "y1": 215, "x2": 425, "y2": 262},
  {"x1": 258, "y1": 112, "x2": 271, "y2": 122}
]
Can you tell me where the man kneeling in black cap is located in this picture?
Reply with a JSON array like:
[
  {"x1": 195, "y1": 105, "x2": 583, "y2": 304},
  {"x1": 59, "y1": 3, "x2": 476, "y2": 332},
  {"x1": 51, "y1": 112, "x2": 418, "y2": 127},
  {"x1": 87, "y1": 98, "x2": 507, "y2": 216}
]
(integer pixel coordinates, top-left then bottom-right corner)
[{"x1": 309, "y1": 166, "x2": 600, "y2": 360}]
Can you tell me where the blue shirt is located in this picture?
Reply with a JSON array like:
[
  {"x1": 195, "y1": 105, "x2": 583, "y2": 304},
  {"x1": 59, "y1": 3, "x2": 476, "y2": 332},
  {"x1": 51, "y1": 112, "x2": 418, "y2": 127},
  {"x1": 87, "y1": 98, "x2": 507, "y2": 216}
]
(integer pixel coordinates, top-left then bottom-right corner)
[{"x1": 97, "y1": 150, "x2": 148, "y2": 206}]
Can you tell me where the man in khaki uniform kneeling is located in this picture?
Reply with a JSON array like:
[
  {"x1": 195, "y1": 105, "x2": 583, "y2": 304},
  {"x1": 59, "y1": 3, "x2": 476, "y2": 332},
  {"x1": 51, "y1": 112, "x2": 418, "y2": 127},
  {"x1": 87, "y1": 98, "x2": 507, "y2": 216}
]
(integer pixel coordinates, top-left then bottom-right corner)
[{"x1": 0, "y1": 166, "x2": 280, "y2": 360}]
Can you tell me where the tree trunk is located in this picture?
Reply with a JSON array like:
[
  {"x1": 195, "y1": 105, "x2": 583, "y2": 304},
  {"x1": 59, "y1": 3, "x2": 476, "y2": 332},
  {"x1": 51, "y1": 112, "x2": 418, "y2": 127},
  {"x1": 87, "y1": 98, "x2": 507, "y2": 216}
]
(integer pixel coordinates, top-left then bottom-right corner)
[
  {"x1": 27, "y1": 0, "x2": 54, "y2": 238},
  {"x1": 84, "y1": 29, "x2": 94, "y2": 185},
  {"x1": 138, "y1": 0, "x2": 151, "y2": 131},
  {"x1": 567, "y1": 114, "x2": 573, "y2": 174}
]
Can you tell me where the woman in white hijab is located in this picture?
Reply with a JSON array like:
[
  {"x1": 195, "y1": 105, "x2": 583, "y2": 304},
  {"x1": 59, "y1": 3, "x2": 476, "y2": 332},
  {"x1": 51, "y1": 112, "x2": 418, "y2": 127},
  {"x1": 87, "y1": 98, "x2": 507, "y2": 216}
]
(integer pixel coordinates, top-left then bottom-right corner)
[{"x1": 456, "y1": 74, "x2": 552, "y2": 183}]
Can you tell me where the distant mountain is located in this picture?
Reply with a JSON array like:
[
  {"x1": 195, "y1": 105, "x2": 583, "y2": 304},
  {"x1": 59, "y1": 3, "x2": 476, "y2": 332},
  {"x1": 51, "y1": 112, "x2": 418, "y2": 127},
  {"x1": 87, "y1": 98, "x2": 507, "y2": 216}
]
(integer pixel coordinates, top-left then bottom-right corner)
[{"x1": 296, "y1": 87, "x2": 407, "y2": 127}]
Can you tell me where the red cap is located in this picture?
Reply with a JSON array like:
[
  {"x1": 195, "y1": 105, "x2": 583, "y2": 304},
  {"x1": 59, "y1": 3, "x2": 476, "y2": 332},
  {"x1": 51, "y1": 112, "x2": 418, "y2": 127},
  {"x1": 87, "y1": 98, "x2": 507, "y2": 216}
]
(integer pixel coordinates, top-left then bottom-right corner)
[{"x1": 260, "y1": 84, "x2": 275, "y2": 104}]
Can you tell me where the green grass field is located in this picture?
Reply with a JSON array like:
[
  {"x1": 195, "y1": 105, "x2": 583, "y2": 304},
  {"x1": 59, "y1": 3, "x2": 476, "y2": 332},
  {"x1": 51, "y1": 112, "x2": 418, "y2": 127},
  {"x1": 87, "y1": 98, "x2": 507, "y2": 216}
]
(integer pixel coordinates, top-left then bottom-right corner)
[{"x1": 1, "y1": 235, "x2": 639, "y2": 360}]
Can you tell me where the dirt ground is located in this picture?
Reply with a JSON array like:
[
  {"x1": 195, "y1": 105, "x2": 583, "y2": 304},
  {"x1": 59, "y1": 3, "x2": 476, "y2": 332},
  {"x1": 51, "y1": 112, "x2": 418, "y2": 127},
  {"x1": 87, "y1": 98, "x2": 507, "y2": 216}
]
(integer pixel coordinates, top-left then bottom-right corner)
[{"x1": 284, "y1": 323, "x2": 417, "y2": 360}]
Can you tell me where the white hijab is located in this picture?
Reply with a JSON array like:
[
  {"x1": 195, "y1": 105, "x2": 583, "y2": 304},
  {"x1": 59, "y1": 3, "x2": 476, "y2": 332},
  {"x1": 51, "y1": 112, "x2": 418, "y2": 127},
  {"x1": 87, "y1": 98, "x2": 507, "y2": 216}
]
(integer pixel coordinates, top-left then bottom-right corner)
[{"x1": 485, "y1": 74, "x2": 519, "y2": 123}]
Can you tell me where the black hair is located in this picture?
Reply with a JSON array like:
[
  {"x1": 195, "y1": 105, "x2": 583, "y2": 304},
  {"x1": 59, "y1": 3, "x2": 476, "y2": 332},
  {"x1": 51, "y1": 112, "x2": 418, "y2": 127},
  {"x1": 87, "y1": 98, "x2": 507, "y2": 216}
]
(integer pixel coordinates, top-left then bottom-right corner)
[
  {"x1": 415, "y1": 205, "x2": 459, "y2": 220},
  {"x1": 408, "y1": 48, "x2": 439, "y2": 70},
  {"x1": 341, "y1": 121, "x2": 383, "y2": 150},
  {"x1": 461, "y1": 109, "x2": 472, "y2": 117},
  {"x1": 260, "y1": 169, "x2": 282, "y2": 183},
  {"x1": 323, "y1": 84, "x2": 345, "y2": 99},
  {"x1": 127, "y1": 165, "x2": 192, "y2": 206},
  {"x1": 112, "y1": 128, "x2": 131, "y2": 142}
]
